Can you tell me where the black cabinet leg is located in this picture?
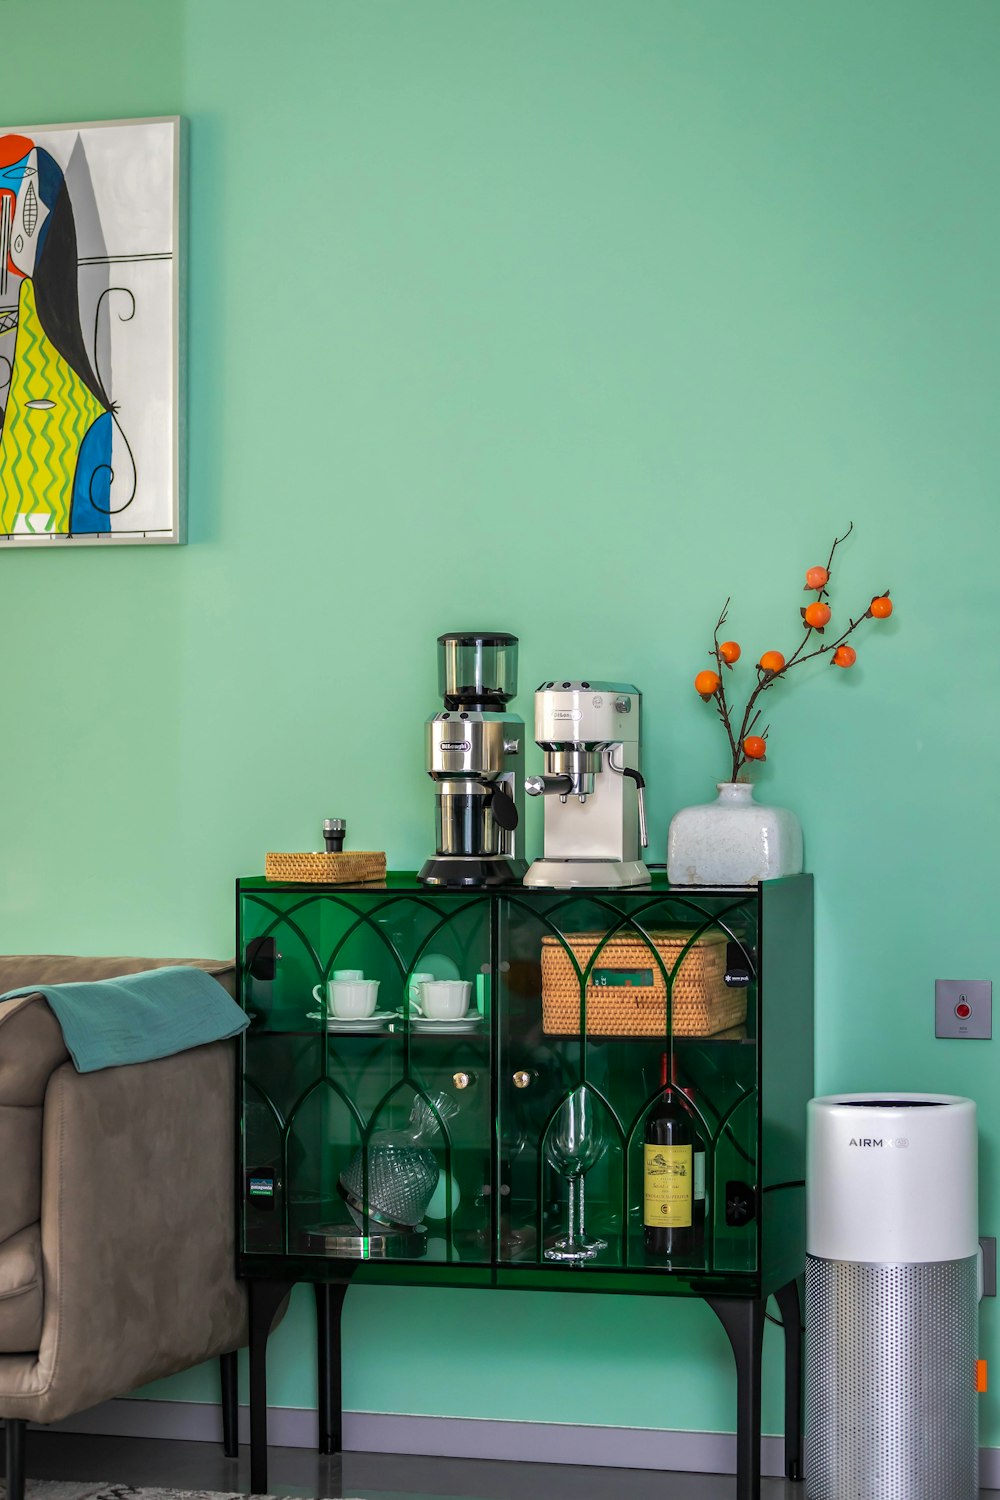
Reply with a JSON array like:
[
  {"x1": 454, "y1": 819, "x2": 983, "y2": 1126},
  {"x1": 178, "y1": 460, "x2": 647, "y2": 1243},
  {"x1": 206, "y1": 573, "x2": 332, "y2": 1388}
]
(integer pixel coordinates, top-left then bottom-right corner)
[
  {"x1": 706, "y1": 1296, "x2": 765, "y2": 1500},
  {"x1": 5, "y1": 1417, "x2": 26, "y2": 1500},
  {"x1": 774, "y1": 1278, "x2": 804, "y2": 1482},
  {"x1": 315, "y1": 1282, "x2": 349, "y2": 1455},
  {"x1": 249, "y1": 1279, "x2": 292, "y2": 1496},
  {"x1": 219, "y1": 1348, "x2": 239, "y2": 1458}
]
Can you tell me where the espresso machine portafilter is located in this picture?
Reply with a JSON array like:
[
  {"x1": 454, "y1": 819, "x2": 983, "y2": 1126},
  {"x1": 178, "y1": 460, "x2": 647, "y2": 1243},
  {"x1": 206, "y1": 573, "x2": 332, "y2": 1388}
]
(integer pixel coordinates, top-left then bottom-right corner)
[
  {"x1": 418, "y1": 632, "x2": 527, "y2": 887},
  {"x1": 523, "y1": 682, "x2": 650, "y2": 888}
]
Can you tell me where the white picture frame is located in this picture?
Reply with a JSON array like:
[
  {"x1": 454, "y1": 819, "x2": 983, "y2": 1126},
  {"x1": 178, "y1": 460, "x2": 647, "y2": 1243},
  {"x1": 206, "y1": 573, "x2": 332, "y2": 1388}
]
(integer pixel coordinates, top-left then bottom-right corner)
[{"x1": 0, "y1": 115, "x2": 184, "y2": 547}]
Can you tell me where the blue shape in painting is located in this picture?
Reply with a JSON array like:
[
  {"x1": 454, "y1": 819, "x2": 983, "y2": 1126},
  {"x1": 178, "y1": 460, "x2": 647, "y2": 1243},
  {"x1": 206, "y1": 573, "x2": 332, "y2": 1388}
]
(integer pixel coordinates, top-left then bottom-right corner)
[{"x1": 70, "y1": 411, "x2": 112, "y2": 534}]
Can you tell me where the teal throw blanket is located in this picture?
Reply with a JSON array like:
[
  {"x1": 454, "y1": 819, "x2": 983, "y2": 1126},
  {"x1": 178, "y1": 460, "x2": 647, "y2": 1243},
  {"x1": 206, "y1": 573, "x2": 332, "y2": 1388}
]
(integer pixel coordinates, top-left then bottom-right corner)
[{"x1": 0, "y1": 965, "x2": 249, "y2": 1073}]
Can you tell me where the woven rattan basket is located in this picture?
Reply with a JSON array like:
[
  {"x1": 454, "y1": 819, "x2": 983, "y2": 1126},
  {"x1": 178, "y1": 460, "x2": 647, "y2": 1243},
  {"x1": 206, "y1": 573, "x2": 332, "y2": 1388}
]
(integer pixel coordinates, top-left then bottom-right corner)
[
  {"x1": 264, "y1": 851, "x2": 386, "y2": 884},
  {"x1": 541, "y1": 930, "x2": 746, "y2": 1037}
]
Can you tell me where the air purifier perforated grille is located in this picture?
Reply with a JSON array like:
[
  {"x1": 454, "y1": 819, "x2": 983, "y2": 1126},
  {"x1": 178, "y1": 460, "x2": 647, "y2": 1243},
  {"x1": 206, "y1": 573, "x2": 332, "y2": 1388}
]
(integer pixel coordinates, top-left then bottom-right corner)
[{"x1": 805, "y1": 1254, "x2": 978, "y2": 1500}]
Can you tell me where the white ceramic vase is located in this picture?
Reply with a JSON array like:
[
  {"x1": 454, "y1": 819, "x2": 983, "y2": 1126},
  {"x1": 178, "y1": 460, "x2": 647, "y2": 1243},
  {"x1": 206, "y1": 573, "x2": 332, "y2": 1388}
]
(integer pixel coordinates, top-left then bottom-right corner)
[{"x1": 666, "y1": 782, "x2": 803, "y2": 887}]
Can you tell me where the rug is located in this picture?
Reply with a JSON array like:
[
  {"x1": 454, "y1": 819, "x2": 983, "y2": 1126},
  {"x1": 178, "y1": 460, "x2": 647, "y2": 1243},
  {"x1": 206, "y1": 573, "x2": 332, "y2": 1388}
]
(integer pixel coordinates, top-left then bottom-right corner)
[{"x1": 0, "y1": 1487, "x2": 366, "y2": 1500}]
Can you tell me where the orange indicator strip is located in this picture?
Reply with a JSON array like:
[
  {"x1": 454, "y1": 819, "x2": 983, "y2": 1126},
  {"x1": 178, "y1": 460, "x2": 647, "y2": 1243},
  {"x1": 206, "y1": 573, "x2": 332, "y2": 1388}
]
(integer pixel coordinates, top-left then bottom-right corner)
[{"x1": 977, "y1": 1360, "x2": 988, "y2": 1393}]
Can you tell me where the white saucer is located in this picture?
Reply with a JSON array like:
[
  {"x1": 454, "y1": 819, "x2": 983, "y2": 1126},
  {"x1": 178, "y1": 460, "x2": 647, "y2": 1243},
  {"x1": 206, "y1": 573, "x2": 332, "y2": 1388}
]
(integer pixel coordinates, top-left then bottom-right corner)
[
  {"x1": 325, "y1": 1010, "x2": 397, "y2": 1033},
  {"x1": 411, "y1": 1014, "x2": 484, "y2": 1034}
]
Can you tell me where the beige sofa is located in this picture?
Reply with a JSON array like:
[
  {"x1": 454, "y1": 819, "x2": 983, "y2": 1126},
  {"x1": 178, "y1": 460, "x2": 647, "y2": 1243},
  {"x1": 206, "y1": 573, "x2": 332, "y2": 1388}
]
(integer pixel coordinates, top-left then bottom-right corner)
[{"x1": 0, "y1": 956, "x2": 248, "y2": 1500}]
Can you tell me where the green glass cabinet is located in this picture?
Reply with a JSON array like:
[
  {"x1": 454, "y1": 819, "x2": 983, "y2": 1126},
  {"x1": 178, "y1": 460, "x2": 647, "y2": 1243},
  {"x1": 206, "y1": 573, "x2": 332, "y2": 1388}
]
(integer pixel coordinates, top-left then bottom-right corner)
[{"x1": 237, "y1": 871, "x2": 813, "y2": 1500}]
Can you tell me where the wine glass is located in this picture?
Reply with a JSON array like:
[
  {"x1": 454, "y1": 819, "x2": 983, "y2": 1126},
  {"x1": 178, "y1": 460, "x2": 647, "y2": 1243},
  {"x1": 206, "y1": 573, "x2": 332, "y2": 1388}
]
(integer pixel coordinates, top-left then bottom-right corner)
[{"x1": 543, "y1": 1086, "x2": 609, "y2": 1262}]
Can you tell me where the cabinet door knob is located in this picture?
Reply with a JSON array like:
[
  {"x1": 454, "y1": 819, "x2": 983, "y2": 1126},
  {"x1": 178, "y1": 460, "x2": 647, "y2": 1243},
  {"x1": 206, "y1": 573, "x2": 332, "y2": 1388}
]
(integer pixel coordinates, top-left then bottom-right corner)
[
  {"x1": 452, "y1": 1071, "x2": 475, "y2": 1090},
  {"x1": 513, "y1": 1070, "x2": 533, "y2": 1089}
]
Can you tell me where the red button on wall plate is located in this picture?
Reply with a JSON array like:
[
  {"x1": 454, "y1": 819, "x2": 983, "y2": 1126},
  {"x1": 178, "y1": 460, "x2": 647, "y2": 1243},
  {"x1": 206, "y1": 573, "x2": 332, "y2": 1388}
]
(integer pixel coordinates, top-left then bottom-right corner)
[{"x1": 936, "y1": 979, "x2": 992, "y2": 1039}]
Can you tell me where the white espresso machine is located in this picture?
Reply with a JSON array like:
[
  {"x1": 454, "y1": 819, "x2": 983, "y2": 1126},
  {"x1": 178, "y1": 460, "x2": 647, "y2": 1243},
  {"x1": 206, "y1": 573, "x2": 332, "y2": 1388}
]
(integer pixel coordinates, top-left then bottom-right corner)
[{"x1": 523, "y1": 681, "x2": 649, "y2": 888}]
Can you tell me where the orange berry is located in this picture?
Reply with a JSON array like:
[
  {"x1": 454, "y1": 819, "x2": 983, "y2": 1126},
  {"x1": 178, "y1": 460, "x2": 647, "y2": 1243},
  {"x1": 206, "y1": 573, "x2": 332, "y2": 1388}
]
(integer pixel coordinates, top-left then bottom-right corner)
[
  {"x1": 694, "y1": 669, "x2": 721, "y2": 698},
  {"x1": 719, "y1": 640, "x2": 741, "y2": 665},
  {"x1": 743, "y1": 735, "x2": 767, "y2": 760},
  {"x1": 758, "y1": 650, "x2": 785, "y2": 674},
  {"x1": 803, "y1": 602, "x2": 831, "y2": 629},
  {"x1": 832, "y1": 645, "x2": 856, "y2": 668},
  {"x1": 869, "y1": 595, "x2": 893, "y2": 619},
  {"x1": 805, "y1": 565, "x2": 829, "y2": 590}
]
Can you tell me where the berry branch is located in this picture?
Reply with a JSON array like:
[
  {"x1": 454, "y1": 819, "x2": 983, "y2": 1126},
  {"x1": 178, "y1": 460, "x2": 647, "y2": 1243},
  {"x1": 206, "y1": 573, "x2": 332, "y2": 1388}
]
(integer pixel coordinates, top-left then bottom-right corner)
[
  {"x1": 693, "y1": 524, "x2": 894, "y2": 782},
  {"x1": 711, "y1": 598, "x2": 740, "y2": 772}
]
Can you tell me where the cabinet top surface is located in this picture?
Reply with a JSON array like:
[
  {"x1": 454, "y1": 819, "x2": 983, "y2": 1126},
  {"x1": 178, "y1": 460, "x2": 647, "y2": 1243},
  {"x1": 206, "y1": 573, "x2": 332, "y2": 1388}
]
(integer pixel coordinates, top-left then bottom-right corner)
[{"x1": 238, "y1": 870, "x2": 812, "y2": 897}]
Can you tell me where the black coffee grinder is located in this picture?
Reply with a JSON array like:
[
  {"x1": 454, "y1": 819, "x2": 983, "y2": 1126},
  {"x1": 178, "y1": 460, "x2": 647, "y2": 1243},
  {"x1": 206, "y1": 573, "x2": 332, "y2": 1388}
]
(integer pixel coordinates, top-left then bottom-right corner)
[{"x1": 418, "y1": 632, "x2": 526, "y2": 887}]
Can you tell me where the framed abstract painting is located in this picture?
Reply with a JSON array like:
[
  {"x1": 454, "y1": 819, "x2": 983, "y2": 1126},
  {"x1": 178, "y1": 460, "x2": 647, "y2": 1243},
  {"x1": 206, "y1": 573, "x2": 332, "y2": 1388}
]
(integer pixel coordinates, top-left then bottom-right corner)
[{"x1": 0, "y1": 115, "x2": 184, "y2": 546}]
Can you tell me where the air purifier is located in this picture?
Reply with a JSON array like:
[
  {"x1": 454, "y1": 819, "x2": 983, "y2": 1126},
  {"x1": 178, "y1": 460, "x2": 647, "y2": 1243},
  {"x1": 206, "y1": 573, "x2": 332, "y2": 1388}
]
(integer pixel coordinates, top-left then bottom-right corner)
[{"x1": 806, "y1": 1092, "x2": 980, "y2": 1500}]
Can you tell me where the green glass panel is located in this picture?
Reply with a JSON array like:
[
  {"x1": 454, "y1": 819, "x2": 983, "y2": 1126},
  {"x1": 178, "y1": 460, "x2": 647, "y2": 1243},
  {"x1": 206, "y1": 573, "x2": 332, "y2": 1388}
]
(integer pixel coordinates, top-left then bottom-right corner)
[
  {"x1": 496, "y1": 888, "x2": 759, "y2": 1278},
  {"x1": 239, "y1": 884, "x2": 493, "y2": 1265}
]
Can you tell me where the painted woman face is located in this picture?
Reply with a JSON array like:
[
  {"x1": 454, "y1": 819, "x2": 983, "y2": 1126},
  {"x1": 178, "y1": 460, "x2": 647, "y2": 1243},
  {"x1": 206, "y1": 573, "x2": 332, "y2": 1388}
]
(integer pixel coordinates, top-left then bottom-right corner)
[{"x1": 0, "y1": 135, "x2": 53, "y2": 290}]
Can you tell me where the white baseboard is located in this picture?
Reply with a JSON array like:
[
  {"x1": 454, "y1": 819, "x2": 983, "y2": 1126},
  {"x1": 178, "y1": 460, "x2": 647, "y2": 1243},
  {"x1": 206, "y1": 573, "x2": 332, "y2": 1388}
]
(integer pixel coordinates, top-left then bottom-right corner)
[{"x1": 39, "y1": 1398, "x2": 1000, "y2": 1487}]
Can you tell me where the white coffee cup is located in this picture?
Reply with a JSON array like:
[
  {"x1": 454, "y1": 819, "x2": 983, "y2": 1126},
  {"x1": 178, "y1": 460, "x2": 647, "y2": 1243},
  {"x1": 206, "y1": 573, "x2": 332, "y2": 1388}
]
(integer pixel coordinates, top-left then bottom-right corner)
[
  {"x1": 407, "y1": 971, "x2": 435, "y2": 1007},
  {"x1": 416, "y1": 979, "x2": 471, "y2": 1020},
  {"x1": 314, "y1": 978, "x2": 379, "y2": 1018}
]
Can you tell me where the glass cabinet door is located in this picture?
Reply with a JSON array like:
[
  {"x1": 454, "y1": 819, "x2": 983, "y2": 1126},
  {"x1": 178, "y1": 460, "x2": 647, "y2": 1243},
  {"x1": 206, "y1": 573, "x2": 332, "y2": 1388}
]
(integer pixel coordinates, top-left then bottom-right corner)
[
  {"x1": 239, "y1": 881, "x2": 493, "y2": 1265},
  {"x1": 496, "y1": 888, "x2": 760, "y2": 1277}
]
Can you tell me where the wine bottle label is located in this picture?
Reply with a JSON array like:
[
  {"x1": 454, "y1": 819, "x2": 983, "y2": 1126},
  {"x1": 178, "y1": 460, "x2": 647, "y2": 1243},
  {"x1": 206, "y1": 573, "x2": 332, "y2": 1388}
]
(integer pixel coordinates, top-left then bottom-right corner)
[
  {"x1": 643, "y1": 1143, "x2": 693, "y2": 1227},
  {"x1": 694, "y1": 1151, "x2": 705, "y2": 1202}
]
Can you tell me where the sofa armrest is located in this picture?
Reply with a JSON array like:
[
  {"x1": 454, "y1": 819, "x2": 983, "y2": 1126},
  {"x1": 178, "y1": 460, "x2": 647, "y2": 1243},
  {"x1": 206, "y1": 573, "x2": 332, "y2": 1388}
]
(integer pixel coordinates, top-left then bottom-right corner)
[
  {"x1": 0, "y1": 1037, "x2": 246, "y2": 1424},
  {"x1": 0, "y1": 995, "x2": 70, "y2": 1107}
]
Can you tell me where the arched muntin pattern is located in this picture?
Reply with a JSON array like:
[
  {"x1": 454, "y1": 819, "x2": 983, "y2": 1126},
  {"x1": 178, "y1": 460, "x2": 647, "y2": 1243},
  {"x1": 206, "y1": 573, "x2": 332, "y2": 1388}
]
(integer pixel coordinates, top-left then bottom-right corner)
[
  {"x1": 499, "y1": 894, "x2": 755, "y2": 1263},
  {"x1": 406, "y1": 906, "x2": 491, "y2": 1009},
  {"x1": 242, "y1": 892, "x2": 408, "y2": 990},
  {"x1": 349, "y1": 1079, "x2": 457, "y2": 1259},
  {"x1": 710, "y1": 1081, "x2": 757, "y2": 1154},
  {"x1": 548, "y1": 900, "x2": 720, "y2": 1057},
  {"x1": 510, "y1": 890, "x2": 752, "y2": 959},
  {"x1": 309, "y1": 894, "x2": 454, "y2": 984},
  {"x1": 243, "y1": 890, "x2": 489, "y2": 1013},
  {"x1": 244, "y1": 1073, "x2": 287, "y2": 1134},
  {"x1": 601, "y1": 893, "x2": 754, "y2": 986},
  {"x1": 534, "y1": 1082, "x2": 626, "y2": 1263},
  {"x1": 242, "y1": 1076, "x2": 285, "y2": 1253},
  {"x1": 308, "y1": 889, "x2": 479, "y2": 979},
  {"x1": 322, "y1": 1028, "x2": 397, "y2": 1093},
  {"x1": 284, "y1": 1071, "x2": 366, "y2": 1139},
  {"x1": 241, "y1": 893, "x2": 326, "y2": 976},
  {"x1": 242, "y1": 889, "x2": 491, "y2": 1259},
  {"x1": 708, "y1": 1087, "x2": 759, "y2": 1271},
  {"x1": 639, "y1": 892, "x2": 757, "y2": 978},
  {"x1": 505, "y1": 891, "x2": 752, "y2": 1064},
  {"x1": 282, "y1": 1075, "x2": 367, "y2": 1253},
  {"x1": 694, "y1": 1063, "x2": 757, "y2": 1170}
]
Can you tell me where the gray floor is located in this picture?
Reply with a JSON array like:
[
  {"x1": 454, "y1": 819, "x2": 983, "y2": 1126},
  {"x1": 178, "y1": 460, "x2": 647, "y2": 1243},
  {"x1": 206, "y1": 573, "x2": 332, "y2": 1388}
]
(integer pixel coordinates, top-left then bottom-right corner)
[
  {"x1": 18, "y1": 1432, "x2": 1000, "y2": 1499},
  {"x1": 15, "y1": 1432, "x2": 799, "y2": 1499}
]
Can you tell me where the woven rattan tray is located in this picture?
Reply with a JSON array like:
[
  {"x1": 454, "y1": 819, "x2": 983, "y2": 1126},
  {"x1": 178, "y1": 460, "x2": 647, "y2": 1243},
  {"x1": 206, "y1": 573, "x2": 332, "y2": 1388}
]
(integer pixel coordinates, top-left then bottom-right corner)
[
  {"x1": 541, "y1": 930, "x2": 747, "y2": 1037},
  {"x1": 264, "y1": 851, "x2": 387, "y2": 885}
]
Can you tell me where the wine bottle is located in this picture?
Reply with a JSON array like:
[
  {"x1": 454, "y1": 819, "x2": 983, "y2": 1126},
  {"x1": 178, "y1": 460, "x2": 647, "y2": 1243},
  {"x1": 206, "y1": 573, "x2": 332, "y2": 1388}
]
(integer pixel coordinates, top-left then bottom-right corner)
[{"x1": 643, "y1": 1053, "x2": 705, "y2": 1260}]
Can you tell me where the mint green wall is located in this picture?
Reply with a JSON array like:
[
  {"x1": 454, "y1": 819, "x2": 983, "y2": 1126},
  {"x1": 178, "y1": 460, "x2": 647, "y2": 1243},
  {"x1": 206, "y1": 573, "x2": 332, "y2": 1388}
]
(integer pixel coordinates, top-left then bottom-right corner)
[{"x1": 3, "y1": 0, "x2": 998, "y2": 1443}]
